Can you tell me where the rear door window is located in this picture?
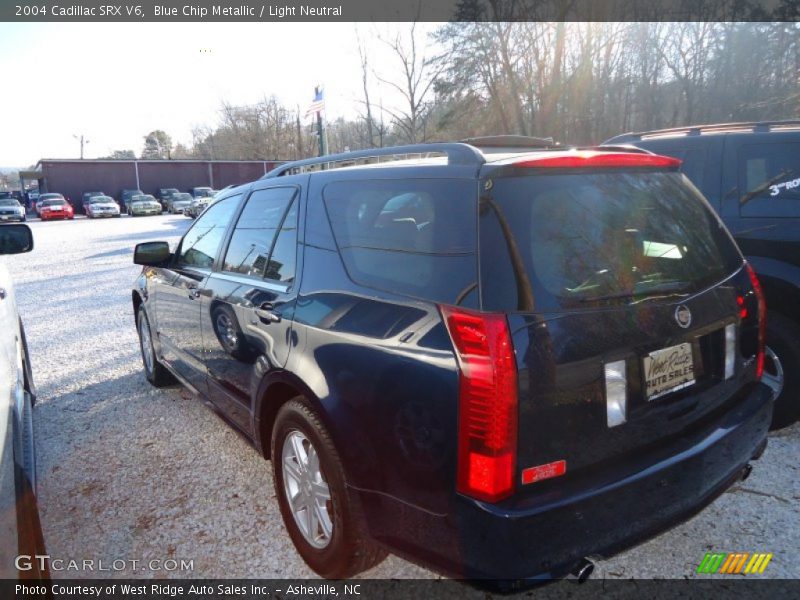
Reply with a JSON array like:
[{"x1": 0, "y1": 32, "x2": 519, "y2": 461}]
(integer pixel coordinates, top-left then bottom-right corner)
[
  {"x1": 738, "y1": 142, "x2": 800, "y2": 217},
  {"x1": 481, "y1": 171, "x2": 742, "y2": 312},
  {"x1": 222, "y1": 187, "x2": 296, "y2": 281},
  {"x1": 323, "y1": 179, "x2": 478, "y2": 305}
]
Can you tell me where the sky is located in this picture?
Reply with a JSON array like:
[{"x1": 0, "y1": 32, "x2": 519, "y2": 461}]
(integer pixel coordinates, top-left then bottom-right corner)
[{"x1": 0, "y1": 22, "x2": 441, "y2": 167}]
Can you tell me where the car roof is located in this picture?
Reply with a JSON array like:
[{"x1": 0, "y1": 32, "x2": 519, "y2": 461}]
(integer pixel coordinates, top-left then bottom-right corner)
[
  {"x1": 260, "y1": 137, "x2": 660, "y2": 180},
  {"x1": 605, "y1": 120, "x2": 800, "y2": 144}
]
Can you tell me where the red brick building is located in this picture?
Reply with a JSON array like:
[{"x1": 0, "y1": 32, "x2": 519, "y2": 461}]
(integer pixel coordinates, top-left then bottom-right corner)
[{"x1": 27, "y1": 159, "x2": 284, "y2": 207}]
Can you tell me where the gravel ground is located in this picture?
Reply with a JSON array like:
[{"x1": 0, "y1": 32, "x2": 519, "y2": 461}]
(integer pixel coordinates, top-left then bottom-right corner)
[{"x1": 2, "y1": 214, "x2": 798, "y2": 586}]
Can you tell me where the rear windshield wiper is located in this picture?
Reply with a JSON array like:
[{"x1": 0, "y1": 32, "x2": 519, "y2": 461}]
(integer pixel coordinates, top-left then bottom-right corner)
[{"x1": 739, "y1": 169, "x2": 793, "y2": 206}]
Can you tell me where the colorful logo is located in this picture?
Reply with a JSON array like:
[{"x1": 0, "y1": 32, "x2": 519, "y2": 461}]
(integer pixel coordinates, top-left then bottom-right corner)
[{"x1": 697, "y1": 552, "x2": 773, "y2": 575}]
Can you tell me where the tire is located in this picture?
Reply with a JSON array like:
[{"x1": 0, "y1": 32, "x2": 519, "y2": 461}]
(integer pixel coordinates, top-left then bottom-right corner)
[
  {"x1": 137, "y1": 307, "x2": 175, "y2": 387},
  {"x1": 272, "y1": 398, "x2": 387, "y2": 578},
  {"x1": 765, "y1": 312, "x2": 800, "y2": 429}
]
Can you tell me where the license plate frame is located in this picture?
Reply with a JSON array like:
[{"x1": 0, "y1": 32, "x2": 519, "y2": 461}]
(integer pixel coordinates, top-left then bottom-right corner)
[{"x1": 643, "y1": 342, "x2": 695, "y2": 401}]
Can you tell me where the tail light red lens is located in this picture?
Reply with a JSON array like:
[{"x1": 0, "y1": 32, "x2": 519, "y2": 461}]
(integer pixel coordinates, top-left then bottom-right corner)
[
  {"x1": 514, "y1": 151, "x2": 681, "y2": 169},
  {"x1": 745, "y1": 264, "x2": 766, "y2": 379},
  {"x1": 736, "y1": 295, "x2": 748, "y2": 319},
  {"x1": 440, "y1": 305, "x2": 518, "y2": 503}
]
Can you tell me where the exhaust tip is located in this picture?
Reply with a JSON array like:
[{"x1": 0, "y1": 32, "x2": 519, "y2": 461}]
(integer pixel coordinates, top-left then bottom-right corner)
[
  {"x1": 567, "y1": 558, "x2": 594, "y2": 584},
  {"x1": 741, "y1": 463, "x2": 753, "y2": 482}
]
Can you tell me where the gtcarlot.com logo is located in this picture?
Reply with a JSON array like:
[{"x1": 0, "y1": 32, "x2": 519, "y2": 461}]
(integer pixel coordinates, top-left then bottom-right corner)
[
  {"x1": 15, "y1": 555, "x2": 194, "y2": 572},
  {"x1": 697, "y1": 552, "x2": 773, "y2": 575}
]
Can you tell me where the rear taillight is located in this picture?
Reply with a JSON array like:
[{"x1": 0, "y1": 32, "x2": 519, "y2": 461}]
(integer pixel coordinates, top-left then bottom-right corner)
[
  {"x1": 745, "y1": 264, "x2": 766, "y2": 380},
  {"x1": 513, "y1": 152, "x2": 681, "y2": 169},
  {"x1": 440, "y1": 306, "x2": 517, "y2": 503}
]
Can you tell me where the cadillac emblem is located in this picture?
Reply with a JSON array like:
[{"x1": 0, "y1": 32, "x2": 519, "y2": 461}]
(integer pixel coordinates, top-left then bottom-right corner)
[{"x1": 674, "y1": 305, "x2": 692, "y2": 329}]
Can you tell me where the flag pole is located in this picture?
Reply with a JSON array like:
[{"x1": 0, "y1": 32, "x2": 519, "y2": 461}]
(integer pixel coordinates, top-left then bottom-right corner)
[{"x1": 314, "y1": 85, "x2": 328, "y2": 157}]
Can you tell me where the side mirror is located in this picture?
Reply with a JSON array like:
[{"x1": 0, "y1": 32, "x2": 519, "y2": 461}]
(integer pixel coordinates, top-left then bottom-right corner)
[
  {"x1": 134, "y1": 241, "x2": 171, "y2": 266},
  {"x1": 0, "y1": 224, "x2": 34, "y2": 255}
]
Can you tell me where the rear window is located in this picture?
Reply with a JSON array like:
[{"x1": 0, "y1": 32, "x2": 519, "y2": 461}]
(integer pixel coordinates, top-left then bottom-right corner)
[
  {"x1": 738, "y1": 142, "x2": 800, "y2": 218},
  {"x1": 481, "y1": 171, "x2": 742, "y2": 312},
  {"x1": 323, "y1": 179, "x2": 478, "y2": 305}
]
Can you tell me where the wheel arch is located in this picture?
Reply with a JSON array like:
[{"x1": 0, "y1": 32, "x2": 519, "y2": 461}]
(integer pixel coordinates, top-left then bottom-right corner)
[
  {"x1": 748, "y1": 266, "x2": 800, "y2": 324},
  {"x1": 254, "y1": 371, "x2": 334, "y2": 460}
]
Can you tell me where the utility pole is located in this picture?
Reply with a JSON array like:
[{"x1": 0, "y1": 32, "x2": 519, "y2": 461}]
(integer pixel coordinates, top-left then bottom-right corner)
[{"x1": 73, "y1": 134, "x2": 89, "y2": 159}]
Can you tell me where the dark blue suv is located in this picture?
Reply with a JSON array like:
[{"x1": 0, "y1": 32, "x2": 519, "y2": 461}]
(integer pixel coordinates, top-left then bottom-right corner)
[
  {"x1": 606, "y1": 121, "x2": 800, "y2": 428},
  {"x1": 132, "y1": 139, "x2": 772, "y2": 585}
]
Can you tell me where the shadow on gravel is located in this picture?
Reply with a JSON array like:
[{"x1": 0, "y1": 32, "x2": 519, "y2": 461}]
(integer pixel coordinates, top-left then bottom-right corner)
[
  {"x1": 103, "y1": 221, "x2": 191, "y2": 245},
  {"x1": 85, "y1": 247, "x2": 132, "y2": 260}
]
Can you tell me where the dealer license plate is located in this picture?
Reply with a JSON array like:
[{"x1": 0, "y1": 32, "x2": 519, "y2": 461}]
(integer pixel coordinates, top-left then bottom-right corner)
[{"x1": 643, "y1": 342, "x2": 695, "y2": 400}]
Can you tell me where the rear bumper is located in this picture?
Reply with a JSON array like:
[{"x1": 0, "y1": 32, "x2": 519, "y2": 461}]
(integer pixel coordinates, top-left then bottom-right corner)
[{"x1": 357, "y1": 382, "x2": 772, "y2": 584}]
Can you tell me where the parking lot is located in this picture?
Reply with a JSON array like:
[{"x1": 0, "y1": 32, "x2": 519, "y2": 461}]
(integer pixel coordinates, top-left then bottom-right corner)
[{"x1": 3, "y1": 214, "x2": 799, "y2": 582}]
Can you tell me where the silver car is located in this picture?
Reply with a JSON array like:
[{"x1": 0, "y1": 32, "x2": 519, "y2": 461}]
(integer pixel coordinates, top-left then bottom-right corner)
[
  {"x1": 167, "y1": 192, "x2": 193, "y2": 214},
  {"x1": 0, "y1": 224, "x2": 47, "y2": 579},
  {"x1": 127, "y1": 194, "x2": 162, "y2": 217},
  {"x1": 84, "y1": 195, "x2": 121, "y2": 218},
  {"x1": 0, "y1": 199, "x2": 26, "y2": 222}
]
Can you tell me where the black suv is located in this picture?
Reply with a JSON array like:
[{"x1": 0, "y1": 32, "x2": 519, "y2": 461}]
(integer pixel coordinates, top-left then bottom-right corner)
[
  {"x1": 606, "y1": 121, "x2": 800, "y2": 428},
  {"x1": 132, "y1": 139, "x2": 772, "y2": 584},
  {"x1": 156, "y1": 187, "x2": 180, "y2": 210}
]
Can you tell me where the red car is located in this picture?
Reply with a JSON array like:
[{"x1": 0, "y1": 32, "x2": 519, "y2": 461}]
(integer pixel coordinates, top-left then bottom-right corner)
[{"x1": 38, "y1": 198, "x2": 74, "y2": 221}]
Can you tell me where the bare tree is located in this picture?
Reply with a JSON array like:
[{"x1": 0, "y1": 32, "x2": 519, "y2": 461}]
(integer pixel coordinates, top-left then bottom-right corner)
[{"x1": 375, "y1": 21, "x2": 445, "y2": 143}]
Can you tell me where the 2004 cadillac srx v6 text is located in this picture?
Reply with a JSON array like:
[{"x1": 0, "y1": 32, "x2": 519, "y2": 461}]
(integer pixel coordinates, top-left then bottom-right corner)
[{"x1": 131, "y1": 137, "x2": 773, "y2": 587}]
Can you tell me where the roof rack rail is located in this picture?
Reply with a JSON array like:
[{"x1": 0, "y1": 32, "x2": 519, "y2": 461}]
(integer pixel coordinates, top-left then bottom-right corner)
[
  {"x1": 459, "y1": 135, "x2": 559, "y2": 151},
  {"x1": 262, "y1": 142, "x2": 485, "y2": 178},
  {"x1": 605, "y1": 120, "x2": 800, "y2": 144},
  {"x1": 579, "y1": 144, "x2": 653, "y2": 155}
]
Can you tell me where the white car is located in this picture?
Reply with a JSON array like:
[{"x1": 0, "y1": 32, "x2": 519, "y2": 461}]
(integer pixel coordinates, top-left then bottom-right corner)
[
  {"x1": 84, "y1": 195, "x2": 121, "y2": 218},
  {"x1": 0, "y1": 224, "x2": 47, "y2": 579}
]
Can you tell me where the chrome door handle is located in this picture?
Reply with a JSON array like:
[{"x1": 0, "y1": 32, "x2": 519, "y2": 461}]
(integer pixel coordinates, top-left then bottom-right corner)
[
  {"x1": 187, "y1": 285, "x2": 201, "y2": 299},
  {"x1": 254, "y1": 303, "x2": 281, "y2": 323}
]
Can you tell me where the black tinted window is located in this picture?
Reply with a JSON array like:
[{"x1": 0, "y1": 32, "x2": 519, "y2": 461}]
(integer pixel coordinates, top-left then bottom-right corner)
[
  {"x1": 222, "y1": 187, "x2": 296, "y2": 279},
  {"x1": 323, "y1": 179, "x2": 477, "y2": 304},
  {"x1": 481, "y1": 172, "x2": 742, "y2": 312},
  {"x1": 739, "y1": 142, "x2": 800, "y2": 218},
  {"x1": 179, "y1": 195, "x2": 240, "y2": 268}
]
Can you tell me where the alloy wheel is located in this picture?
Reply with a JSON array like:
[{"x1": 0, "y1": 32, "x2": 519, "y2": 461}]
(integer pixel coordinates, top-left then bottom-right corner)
[
  {"x1": 215, "y1": 312, "x2": 238, "y2": 350},
  {"x1": 139, "y1": 314, "x2": 154, "y2": 375},
  {"x1": 281, "y1": 430, "x2": 333, "y2": 549}
]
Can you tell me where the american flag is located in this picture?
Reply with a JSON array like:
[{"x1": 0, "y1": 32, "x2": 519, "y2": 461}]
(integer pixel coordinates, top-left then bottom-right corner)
[{"x1": 304, "y1": 88, "x2": 325, "y2": 118}]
